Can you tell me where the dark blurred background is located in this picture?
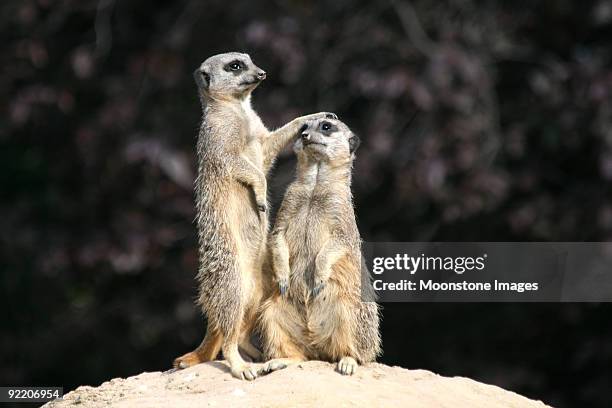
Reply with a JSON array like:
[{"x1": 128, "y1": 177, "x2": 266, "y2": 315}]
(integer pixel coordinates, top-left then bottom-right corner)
[{"x1": 2, "y1": 0, "x2": 612, "y2": 406}]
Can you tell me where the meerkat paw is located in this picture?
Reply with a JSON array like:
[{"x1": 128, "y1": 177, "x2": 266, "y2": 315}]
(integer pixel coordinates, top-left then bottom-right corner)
[
  {"x1": 231, "y1": 363, "x2": 259, "y2": 381},
  {"x1": 173, "y1": 352, "x2": 201, "y2": 369},
  {"x1": 311, "y1": 278, "x2": 326, "y2": 298},
  {"x1": 337, "y1": 357, "x2": 358, "y2": 376},
  {"x1": 258, "y1": 359, "x2": 289, "y2": 375},
  {"x1": 314, "y1": 112, "x2": 337, "y2": 120},
  {"x1": 278, "y1": 278, "x2": 289, "y2": 297}
]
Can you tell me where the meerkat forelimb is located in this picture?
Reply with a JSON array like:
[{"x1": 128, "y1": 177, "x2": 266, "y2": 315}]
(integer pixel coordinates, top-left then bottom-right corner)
[
  {"x1": 232, "y1": 154, "x2": 268, "y2": 212},
  {"x1": 312, "y1": 239, "x2": 347, "y2": 298}
]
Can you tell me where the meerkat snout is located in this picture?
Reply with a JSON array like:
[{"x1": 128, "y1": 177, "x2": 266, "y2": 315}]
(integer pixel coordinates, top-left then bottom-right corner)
[{"x1": 256, "y1": 70, "x2": 267, "y2": 80}]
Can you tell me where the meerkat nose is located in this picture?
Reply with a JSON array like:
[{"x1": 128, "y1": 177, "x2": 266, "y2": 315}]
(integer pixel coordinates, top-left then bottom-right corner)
[
  {"x1": 301, "y1": 132, "x2": 310, "y2": 141},
  {"x1": 256, "y1": 70, "x2": 267, "y2": 80}
]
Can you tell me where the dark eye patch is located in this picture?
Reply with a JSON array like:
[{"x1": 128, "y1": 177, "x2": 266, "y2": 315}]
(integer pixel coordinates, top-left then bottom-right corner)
[
  {"x1": 319, "y1": 121, "x2": 337, "y2": 135},
  {"x1": 224, "y1": 60, "x2": 246, "y2": 74}
]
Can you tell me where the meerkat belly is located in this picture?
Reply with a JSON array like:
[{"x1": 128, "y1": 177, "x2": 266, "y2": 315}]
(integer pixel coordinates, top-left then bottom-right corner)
[
  {"x1": 223, "y1": 181, "x2": 267, "y2": 309},
  {"x1": 227, "y1": 184, "x2": 266, "y2": 255},
  {"x1": 286, "y1": 203, "x2": 330, "y2": 292}
]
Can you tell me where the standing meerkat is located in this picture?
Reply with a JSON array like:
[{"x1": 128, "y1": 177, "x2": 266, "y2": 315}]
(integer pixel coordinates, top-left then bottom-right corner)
[
  {"x1": 259, "y1": 118, "x2": 381, "y2": 376},
  {"x1": 173, "y1": 52, "x2": 336, "y2": 380}
]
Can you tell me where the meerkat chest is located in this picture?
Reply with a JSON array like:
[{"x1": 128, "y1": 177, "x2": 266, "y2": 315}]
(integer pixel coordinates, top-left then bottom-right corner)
[
  {"x1": 242, "y1": 138, "x2": 264, "y2": 168},
  {"x1": 239, "y1": 105, "x2": 266, "y2": 167},
  {"x1": 286, "y1": 192, "x2": 332, "y2": 258}
]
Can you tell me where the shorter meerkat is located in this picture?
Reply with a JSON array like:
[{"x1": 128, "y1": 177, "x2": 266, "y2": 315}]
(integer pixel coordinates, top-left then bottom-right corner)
[{"x1": 258, "y1": 118, "x2": 381, "y2": 376}]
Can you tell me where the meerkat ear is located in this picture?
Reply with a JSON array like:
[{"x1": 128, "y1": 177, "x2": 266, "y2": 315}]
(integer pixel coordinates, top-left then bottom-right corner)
[
  {"x1": 193, "y1": 68, "x2": 210, "y2": 89},
  {"x1": 348, "y1": 133, "x2": 361, "y2": 153}
]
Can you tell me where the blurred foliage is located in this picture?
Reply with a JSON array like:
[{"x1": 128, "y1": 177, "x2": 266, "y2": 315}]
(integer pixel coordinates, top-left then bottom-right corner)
[{"x1": 1, "y1": 0, "x2": 612, "y2": 407}]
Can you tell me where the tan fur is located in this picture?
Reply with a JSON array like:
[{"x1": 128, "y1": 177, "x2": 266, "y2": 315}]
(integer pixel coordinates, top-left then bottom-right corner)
[
  {"x1": 259, "y1": 118, "x2": 381, "y2": 377},
  {"x1": 173, "y1": 52, "x2": 336, "y2": 380}
]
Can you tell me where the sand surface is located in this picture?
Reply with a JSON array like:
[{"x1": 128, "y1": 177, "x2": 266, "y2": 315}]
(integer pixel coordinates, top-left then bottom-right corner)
[{"x1": 43, "y1": 361, "x2": 551, "y2": 407}]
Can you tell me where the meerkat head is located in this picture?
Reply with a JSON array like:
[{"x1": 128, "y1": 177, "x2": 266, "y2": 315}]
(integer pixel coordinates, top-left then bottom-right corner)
[
  {"x1": 294, "y1": 118, "x2": 361, "y2": 166},
  {"x1": 193, "y1": 52, "x2": 266, "y2": 101}
]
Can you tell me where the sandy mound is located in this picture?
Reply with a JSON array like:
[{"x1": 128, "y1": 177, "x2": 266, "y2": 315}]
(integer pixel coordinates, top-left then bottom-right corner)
[{"x1": 43, "y1": 361, "x2": 550, "y2": 407}]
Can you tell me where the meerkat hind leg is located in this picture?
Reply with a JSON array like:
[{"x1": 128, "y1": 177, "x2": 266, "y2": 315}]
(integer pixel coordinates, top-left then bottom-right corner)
[
  {"x1": 258, "y1": 298, "x2": 308, "y2": 375},
  {"x1": 173, "y1": 326, "x2": 222, "y2": 369},
  {"x1": 223, "y1": 328, "x2": 259, "y2": 380}
]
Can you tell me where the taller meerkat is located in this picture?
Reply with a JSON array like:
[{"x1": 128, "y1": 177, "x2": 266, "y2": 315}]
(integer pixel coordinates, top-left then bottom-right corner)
[{"x1": 174, "y1": 52, "x2": 335, "y2": 380}]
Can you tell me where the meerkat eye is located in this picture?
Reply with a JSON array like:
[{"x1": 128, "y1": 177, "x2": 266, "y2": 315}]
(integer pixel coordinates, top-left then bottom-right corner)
[
  {"x1": 203, "y1": 73, "x2": 211, "y2": 83},
  {"x1": 321, "y1": 122, "x2": 332, "y2": 131},
  {"x1": 229, "y1": 61, "x2": 242, "y2": 71}
]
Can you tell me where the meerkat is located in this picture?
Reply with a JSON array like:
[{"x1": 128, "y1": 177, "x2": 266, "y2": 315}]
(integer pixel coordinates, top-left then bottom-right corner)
[
  {"x1": 258, "y1": 118, "x2": 381, "y2": 376},
  {"x1": 173, "y1": 52, "x2": 336, "y2": 380}
]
